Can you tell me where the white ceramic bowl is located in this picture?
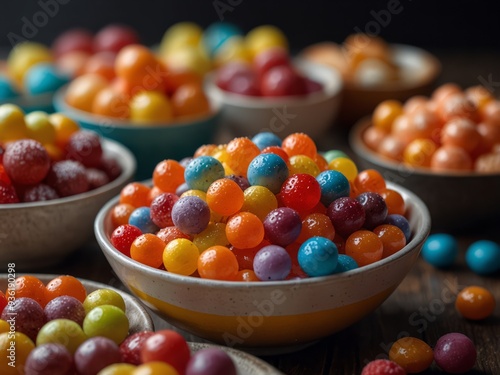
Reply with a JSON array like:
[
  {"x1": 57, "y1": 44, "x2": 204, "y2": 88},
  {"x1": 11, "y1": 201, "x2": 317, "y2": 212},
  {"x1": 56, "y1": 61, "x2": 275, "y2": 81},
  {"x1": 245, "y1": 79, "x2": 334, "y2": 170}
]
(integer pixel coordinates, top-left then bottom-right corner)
[
  {"x1": 0, "y1": 138, "x2": 136, "y2": 270},
  {"x1": 205, "y1": 60, "x2": 342, "y2": 140},
  {"x1": 95, "y1": 182, "x2": 430, "y2": 354},
  {"x1": 0, "y1": 274, "x2": 153, "y2": 333}
]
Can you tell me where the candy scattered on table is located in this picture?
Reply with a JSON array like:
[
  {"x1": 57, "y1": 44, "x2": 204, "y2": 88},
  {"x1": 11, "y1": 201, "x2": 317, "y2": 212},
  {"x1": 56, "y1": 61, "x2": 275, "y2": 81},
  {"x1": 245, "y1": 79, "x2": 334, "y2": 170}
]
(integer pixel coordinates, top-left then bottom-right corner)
[
  {"x1": 434, "y1": 333, "x2": 477, "y2": 374},
  {"x1": 0, "y1": 105, "x2": 122, "y2": 204},
  {"x1": 362, "y1": 83, "x2": 500, "y2": 173},
  {"x1": 389, "y1": 337, "x2": 434, "y2": 373},
  {"x1": 361, "y1": 359, "x2": 406, "y2": 375},
  {"x1": 421, "y1": 233, "x2": 459, "y2": 268},
  {"x1": 109, "y1": 132, "x2": 411, "y2": 281},
  {"x1": 455, "y1": 285, "x2": 496, "y2": 320}
]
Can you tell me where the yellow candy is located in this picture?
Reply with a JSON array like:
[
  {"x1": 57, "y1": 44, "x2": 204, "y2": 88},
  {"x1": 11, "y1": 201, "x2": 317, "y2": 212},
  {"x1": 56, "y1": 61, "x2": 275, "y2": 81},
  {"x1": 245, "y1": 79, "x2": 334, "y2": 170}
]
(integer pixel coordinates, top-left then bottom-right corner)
[
  {"x1": 7, "y1": 42, "x2": 53, "y2": 83},
  {"x1": 50, "y1": 113, "x2": 80, "y2": 146},
  {"x1": 133, "y1": 361, "x2": 179, "y2": 375},
  {"x1": 25, "y1": 111, "x2": 56, "y2": 144},
  {"x1": 328, "y1": 157, "x2": 358, "y2": 181},
  {"x1": 0, "y1": 103, "x2": 28, "y2": 142},
  {"x1": 214, "y1": 36, "x2": 251, "y2": 67},
  {"x1": 246, "y1": 25, "x2": 288, "y2": 58},
  {"x1": 163, "y1": 238, "x2": 200, "y2": 275},
  {"x1": 241, "y1": 185, "x2": 278, "y2": 221},
  {"x1": 0, "y1": 320, "x2": 9, "y2": 334},
  {"x1": 97, "y1": 363, "x2": 136, "y2": 375},
  {"x1": 0, "y1": 332, "x2": 35, "y2": 375},
  {"x1": 160, "y1": 22, "x2": 203, "y2": 56},
  {"x1": 404, "y1": 138, "x2": 437, "y2": 167},
  {"x1": 288, "y1": 155, "x2": 320, "y2": 177},
  {"x1": 193, "y1": 222, "x2": 229, "y2": 252},
  {"x1": 162, "y1": 46, "x2": 211, "y2": 77},
  {"x1": 130, "y1": 91, "x2": 173, "y2": 124}
]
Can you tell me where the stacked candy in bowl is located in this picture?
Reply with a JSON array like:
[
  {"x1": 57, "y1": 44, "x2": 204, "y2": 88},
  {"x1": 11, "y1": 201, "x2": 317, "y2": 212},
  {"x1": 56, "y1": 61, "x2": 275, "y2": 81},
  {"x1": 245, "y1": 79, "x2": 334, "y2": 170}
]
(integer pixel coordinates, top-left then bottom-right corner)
[{"x1": 95, "y1": 131, "x2": 430, "y2": 349}]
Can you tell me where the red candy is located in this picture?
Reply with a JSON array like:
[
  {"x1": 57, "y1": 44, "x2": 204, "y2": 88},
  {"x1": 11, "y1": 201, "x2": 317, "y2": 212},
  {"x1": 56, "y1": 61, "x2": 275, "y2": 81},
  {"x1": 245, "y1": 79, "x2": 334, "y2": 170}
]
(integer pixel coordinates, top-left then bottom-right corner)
[
  {"x1": 46, "y1": 160, "x2": 90, "y2": 197},
  {"x1": 3, "y1": 139, "x2": 50, "y2": 185},
  {"x1": 361, "y1": 359, "x2": 406, "y2": 375},
  {"x1": 111, "y1": 224, "x2": 143, "y2": 257}
]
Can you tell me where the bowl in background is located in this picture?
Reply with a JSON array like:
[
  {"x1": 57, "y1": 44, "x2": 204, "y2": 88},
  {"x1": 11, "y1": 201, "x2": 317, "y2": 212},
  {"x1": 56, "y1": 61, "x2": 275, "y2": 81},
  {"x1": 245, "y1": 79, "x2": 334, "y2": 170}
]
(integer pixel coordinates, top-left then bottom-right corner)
[
  {"x1": 0, "y1": 138, "x2": 136, "y2": 270},
  {"x1": 350, "y1": 118, "x2": 500, "y2": 230},
  {"x1": 0, "y1": 274, "x2": 154, "y2": 333},
  {"x1": 95, "y1": 181, "x2": 430, "y2": 354},
  {"x1": 205, "y1": 59, "x2": 342, "y2": 140},
  {"x1": 53, "y1": 87, "x2": 220, "y2": 180},
  {"x1": 0, "y1": 92, "x2": 55, "y2": 113},
  {"x1": 301, "y1": 43, "x2": 441, "y2": 126}
]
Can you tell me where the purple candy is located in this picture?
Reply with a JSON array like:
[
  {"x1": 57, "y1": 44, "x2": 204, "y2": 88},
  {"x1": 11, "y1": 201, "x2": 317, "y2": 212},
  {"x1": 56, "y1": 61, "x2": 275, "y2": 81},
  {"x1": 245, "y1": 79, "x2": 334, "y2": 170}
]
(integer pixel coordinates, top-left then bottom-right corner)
[
  {"x1": 171, "y1": 196, "x2": 211, "y2": 235},
  {"x1": 434, "y1": 333, "x2": 476, "y2": 374},
  {"x1": 44, "y1": 295, "x2": 86, "y2": 326},
  {"x1": 327, "y1": 197, "x2": 365, "y2": 237},
  {"x1": 356, "y1": 192, "x2": 388, "y2": 229},
  {"x1": 386, "y1": 214, "x2": 411, "y2": 242},
  {"x1": 225, "y1": 175, "x2": 250, "y2": 191},
  {"x1": 186, "y1": 348, "x2": 237, "y2": 375},
  {"x1": 263, "y1": 207, "x2": 302, "y2": 247},
  {"x1": 74, "y1": 337, "x2": 121, "y2": 375},
  {"x1": 253, "y1": 245, "x2": 292, "y2": 281},
  {"x1": 1, "y1": 297, "x2": 46, "y2": 342},
  {"x1": 25, "y1": 343, "x2": 73, "y2": 375}
]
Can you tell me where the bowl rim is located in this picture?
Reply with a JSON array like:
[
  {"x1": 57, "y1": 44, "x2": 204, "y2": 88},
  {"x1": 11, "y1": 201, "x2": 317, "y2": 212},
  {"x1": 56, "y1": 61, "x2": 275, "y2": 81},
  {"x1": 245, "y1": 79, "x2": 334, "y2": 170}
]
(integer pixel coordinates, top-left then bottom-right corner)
[
  {"x1": 0, "y1": 91, "x2": 54, "y2": 106},
  {"x1": 204, "y1": 59, "x2": 343, "y2": 108},
  {"x1": 0, "y1": 137, "x2": 136, "y2": 210},
  {"x1": 301, "y1": 42, "x2": 441, "y2": 93},
  {"x1": 95, "y1": 180, "x2": 431, "y2": 289},
  {"x1": 53, "y1": 85, "x2": 221, "y2": 130},
  {"x1": 350, "y1": 117, "x2": 500, "y2": 178}
]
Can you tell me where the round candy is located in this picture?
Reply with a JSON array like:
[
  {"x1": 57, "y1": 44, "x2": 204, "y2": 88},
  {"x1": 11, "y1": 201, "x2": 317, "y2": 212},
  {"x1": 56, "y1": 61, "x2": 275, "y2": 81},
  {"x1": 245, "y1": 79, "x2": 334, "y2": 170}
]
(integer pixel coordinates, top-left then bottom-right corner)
[
  {"x1": 226, "y1": 212, "x2": 264, "y2": 249},
  {"x1": 0, "y1": 75, "x2": 20, "y2": 100},
  {"x1": 241, "y1": 185, "x2": 278, "y2": 221},
  {"x1": 333, "y1": 254, "x2": 358, "y2": 273},
  {"x1": 345, "y1": 230, "x2": 383, "y2": 267},
  {"x1": 253, "y1": 245, "x2": 292, "y2": 280},
  {"x1": 44, "y1": 295, "x2": 86, "y2": 326},
  {"x1": 373, "y1": 224, "x2": 406, "y2": 258},
  {"x1": 225, "y1": 137, "x2": 260, "y2": 178},
  {"x1": 247, "y1": 153, "x2": 289, "y2": 194},
  {"x1": 140, "y1": 330, "x2": 191, "y2": 374},
  {"x1": 150, "y1": 193, "x2": 179, "y2": 228},
  {"x1": 24, "y1": 63, "x2": 69, "y2": 95},
  {"x1": 65, "y1": 74, "x2": 108, "y2": 112},
  {"x1": 421, "y1": 233, "x2": 458, "y2": 268},
  {"x1": 198, "y1": 246, "x2": 238, "y2": 281},
  {"x1": 130, "y1": 233, "x2": 165, "y2": 268},
  {"x1": 356, "y1": 192, "x2": 388, "y2": 229},
  {"x1": 353, "y1": 169, "x2": 386, "y2": 194},
  {"x1": 465, "y1": 240, "x2": 500, "y2": 275},
  {"x1": 83, "y1": 305, "x2": 129, "y2": 345},
  {"x1": 372, "y1": 100, "x2": 404, "y2": 132},
  {"x1": 389, "y1": 337, "x2": 434, "y2": 373},
  {"x1": 186, "y1": 348, "x2": 237, "y2": 375},
  {"x1": 328, "y1": 157, "x2": 358, "y2": 181},
  {"x1": 251, "y1": 132, "x2": 282, "y2": 150},
  {"x1": 431, "y1": 145, "x2": 472, "y2": 171},
  {"x1": 385, "y1": 214, "x2": 411, "y2": 242},
  {"x1": 74, "y1": 336, "x2": 122, "y2": 375},
  {"x1": 163, "y1": 238, "x2": 199, "y2": 276},
  {"x1": 455, "y1": 286, "x2": 495, "y2": 320},
  {"x1": 171, "y1": 196, "x2": 211, "y2": 235},
  {"x1": 193, "y1": 222, "x2": 229, "y2": 252},
  {"x1": 25, "y1": 343, "x2": 73, "y2": 375},
  {"x1": 3, "y1": 139, "x2": 50, "y2": 185},
  {"x1": 94, "y1": 24, "x2": 139, "y2": 54},
  {"x1": 128, "y1": 207, "x2": 158, "y2": 234},
  {"x1": 160, "y1": 22, "x2": 202, "y2": 55},
  {"x1": 316, "y1": 170, "x2": 350, "y2": 207},
  {"x1": 288, "y1": 155, "x2": 320, "y2": 177},
  {"x1": 45, "y1": 275, "x2": 87, "y2": 303},
  {"x1": 130, "y1": 91, "x2": 173, "y2": 123},
  {"x1": 206, "y1": 178, "x2": 244, "y2": 216},
  {"x1": 434, "y1": 333, "x2": 476, "y2": 373},
  {"x1": 153, "y1": 159, "x2": 185, "y2": 193},
  {"x1": 83, "y1": 289, "x2": 126, "y2": 314},
  {"x1": 119, "y1": 330, "x2": 154, "y2": 365},
  {"x1": 203, "y1": 22, "x2": 243, "y2": 57},
  {"x1": 280, "y1": 173, "x2": 321, "y2": 212},
  {"x1": 298, "y1": 236, "x2": 338, "y2": 277},
  {"x1": 323, "y1": 150, "x2": 348, "y2": 163},
  {"x1": 246, "y1": 25, "x2": 288, "y2": 58},
  {"x1": 185, "y1": 156, "x2": 225, "y2": 191},
  {"x1": 0, "y1": 297, "x2": 45, "y2": 342},
  {"x1": 297, "y1": 213, "x2": 335, "y2": 243},
  {"x1": 260, "y1": 65, "x2": 306, "y2": 97},
  {"x1": 327, "y1": 197, "x2": 365, "y2": 238},
  {"x1": 36, "y1": 319, "x2": 87, "y2": 354},
  {"x1": 361, "y1": 359, "x2": 405, "y2": 375},
  {"x1": 263, "y1": 207, "x2": 302, "y2": 247}
]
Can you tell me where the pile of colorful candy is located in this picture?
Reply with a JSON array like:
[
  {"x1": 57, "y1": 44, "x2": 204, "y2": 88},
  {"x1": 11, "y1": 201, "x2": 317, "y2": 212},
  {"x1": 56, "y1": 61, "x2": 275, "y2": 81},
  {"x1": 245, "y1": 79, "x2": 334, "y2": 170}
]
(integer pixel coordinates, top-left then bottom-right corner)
[
  {"x1": 108, "y1": 132, "x2": 412, "y2": 281},
  {"x1": 362, "y1": 332, "x2": 477, "y2": 374},
  {"x1": 363, "y1": 83, "x2": 500, "y2": 172},
  {"x1": 301, "y1": 33, "x2": 403, "y2": 87},
  {"x1": 0, "y1": 104, "x2": 121, "y2": 203},
  {"x1": 214, "y1": 48, "x2": 323, "y2": 97},
  {"x1": 0, "y1": 275, "x2": 237, "y2": 375}
]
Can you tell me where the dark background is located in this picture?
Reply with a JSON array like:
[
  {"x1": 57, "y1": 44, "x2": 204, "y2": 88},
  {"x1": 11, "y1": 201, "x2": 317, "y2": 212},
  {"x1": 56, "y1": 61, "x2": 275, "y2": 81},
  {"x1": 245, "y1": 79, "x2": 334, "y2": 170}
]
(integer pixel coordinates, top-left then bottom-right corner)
[{"x1": 1, "y1": 0, "x2": 500, "y2": 51}]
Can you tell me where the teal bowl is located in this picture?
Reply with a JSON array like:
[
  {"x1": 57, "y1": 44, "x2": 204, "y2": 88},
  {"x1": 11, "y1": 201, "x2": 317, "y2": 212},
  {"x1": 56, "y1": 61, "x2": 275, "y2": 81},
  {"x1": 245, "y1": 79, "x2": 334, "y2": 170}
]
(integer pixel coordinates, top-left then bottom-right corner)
[{"x1": 53, "y1": 87, "x2": 221, "y2": 180}]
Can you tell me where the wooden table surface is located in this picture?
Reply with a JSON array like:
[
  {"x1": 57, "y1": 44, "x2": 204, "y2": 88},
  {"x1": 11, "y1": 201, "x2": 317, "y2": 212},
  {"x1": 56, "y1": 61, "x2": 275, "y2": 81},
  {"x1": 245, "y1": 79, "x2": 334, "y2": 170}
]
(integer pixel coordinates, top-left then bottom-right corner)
[{"x1": 6, "y1": 50, "x2": 500, "y2": 374}]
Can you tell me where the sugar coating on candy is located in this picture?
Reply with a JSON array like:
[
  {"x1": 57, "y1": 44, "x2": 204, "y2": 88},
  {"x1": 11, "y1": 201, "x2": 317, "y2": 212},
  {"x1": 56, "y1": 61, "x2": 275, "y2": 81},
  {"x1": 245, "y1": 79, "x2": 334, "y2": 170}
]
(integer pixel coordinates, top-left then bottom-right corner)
[
  {"x1": 253, "y1": 245, "x2": 292, "y2": 280},
  {"x1": 263, "y1": 207, "x2": 302, "y2": 247},
  {"x1": 44, "y1": 295, "x2": 86, "y2": 326},
  {"x1": 0, "y1": 180, "x2": 19, "y2": 203},
  {"x1": 184, "y1": 156, "x2": 225, "y2": 191},
  {"x1": 3, "y1": 139, "x2": 50, "y2": 185},
  {"x1": 434, "y1": 333, "x2": 476, "y2": 374},
  {"x1": 22, "y1": 183, "x2": 59, "y2": 202},
  {"x1": 172, "y1": 196, "x2": 211, "y2": 235},
  {"x1": 99, "y1": 156, "x2": 122, "y2": 181},
  {"x1": 65, "y1": 130, "x2": 103, "y2": 168},
  {"x1": 0, "y1": 297, "x2": 46, "y2": 342},
  {"x1": 86, "y1": 168, "x2": 110, "y2": 189},
  {"x1": 45, "y1": 160, "x2": 89, "y2": 197},
  {"x1": 150, "y1": 192, "x2": 179, "y2": 228},
  {"x1": 361, "y1": 359, "x2": 406, "y2": 375},
  {"x1": 247, "y1": 153, "x2": 289, "y2": 194}
]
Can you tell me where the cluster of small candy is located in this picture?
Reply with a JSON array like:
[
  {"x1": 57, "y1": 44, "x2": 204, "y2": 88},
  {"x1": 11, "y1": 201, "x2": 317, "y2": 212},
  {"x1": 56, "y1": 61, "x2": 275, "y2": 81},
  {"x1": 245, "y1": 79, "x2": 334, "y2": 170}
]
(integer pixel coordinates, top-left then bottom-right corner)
[
  {"x1": 0, "y1": 275, "x2": 237, "y2": 375},
  {"x1": 0, "y1": 105, "x2": 121, "y2": 204},
  {"x1": 364, "y1": 84, "x2": 500, "y2": 173},
  {"x1": 109, "y1": 132, "x2": 412, "y2": 282}
]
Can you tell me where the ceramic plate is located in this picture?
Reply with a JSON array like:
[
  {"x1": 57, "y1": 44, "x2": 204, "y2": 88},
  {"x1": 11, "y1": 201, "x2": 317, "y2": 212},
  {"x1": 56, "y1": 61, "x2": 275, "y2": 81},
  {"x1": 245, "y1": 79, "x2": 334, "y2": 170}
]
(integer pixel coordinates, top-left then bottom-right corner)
[
  {"x1": 189, "y1": 342, "x2": 284, "y2": 375},
  {"x1": 0, "y1": 274, "x2": 154, "y2": 334}
]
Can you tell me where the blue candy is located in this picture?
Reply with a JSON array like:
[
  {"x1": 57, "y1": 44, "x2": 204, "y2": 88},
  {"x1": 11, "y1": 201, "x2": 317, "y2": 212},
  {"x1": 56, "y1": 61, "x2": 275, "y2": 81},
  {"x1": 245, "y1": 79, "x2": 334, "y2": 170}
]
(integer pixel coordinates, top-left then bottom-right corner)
[
  {"x1": 386, "y1": 214, "x2": 411, "y2": 242},
  {"x1": 322, "y1": 150, "x2": 348, "y2": 163},
  {"x1": 247, "y1": 153, "x2": 289, "y2": 194},
  {"x1": 334, "y1": 254, "x2": 358, "y2": 273},
  {"x1": 298, "y1": 236, "x2": 338, "y2": 277},
  {"x1": 184, "y1": 156, "x2": 225, "y2": 191},
  {"x1": 202, "y1": 22, "x2": 243, "y2": 57},
  {"x1": 465, "y1": 240, "x2": 500, "y2": 275},
  {"x1": 316, "y1": 170, "x2": 350, "y2": 207},
  {"x1": 251, "y1": 132, "x2": 282, "y2": 150},
  {"x1": 0, "y1": 75, "x2": 20, "y2": 100},
  {"x1": 421, "y1": 233, "x2": 458, "y2": 268},
  {"x1": 24, "y1": 63, "x2": 69, "y2": 95},
  {"x1": 128, "y1": 207, "x2": 158, "y2": 234}
]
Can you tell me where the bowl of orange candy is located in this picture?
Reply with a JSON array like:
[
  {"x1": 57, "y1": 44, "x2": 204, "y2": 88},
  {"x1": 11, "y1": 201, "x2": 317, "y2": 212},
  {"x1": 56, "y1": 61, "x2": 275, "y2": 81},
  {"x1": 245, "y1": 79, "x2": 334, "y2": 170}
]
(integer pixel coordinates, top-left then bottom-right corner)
[
  {"x1": 350, "y1": 83, "x2": 500, "y2": 229},
  {"x1": 54, "y1": 42, "x2": 220, "y2": 179}
]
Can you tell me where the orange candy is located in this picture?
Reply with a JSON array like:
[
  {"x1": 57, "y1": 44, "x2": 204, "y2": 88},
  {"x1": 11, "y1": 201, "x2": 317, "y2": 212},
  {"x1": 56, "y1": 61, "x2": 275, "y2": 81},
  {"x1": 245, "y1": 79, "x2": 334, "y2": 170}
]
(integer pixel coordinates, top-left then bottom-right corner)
[
  {"x1": 92, "y1": 87, "x2": 130, "y2": 119},
  {"x1": 65, "y1": 74, "x2": 108, "y2": 112},
  {"x1": 297, "y1": 213, "x2": 335, "y2": 243},
  {"x1": 363, "y1": 126, "x2": 387, "y2": 151},
  {"x1": 171, "y1": 82, "x2": 210, "y2": 118},
  {"x1": 372, "y1": 100, "x2": 404, "y2": 132},
  {"x1": 198, "y1": 246, "x2": 239, "y2": 281},
  {"x1": 373, "y1": 224, "x2": 406, "y2": 258},
  {"x1": 157, "y1": 226, "x2": 191, "y2": 244},
  {"x1": 281, "y1": 133, "x2": 317, "y2": 158},
  {"x1": 194, "y1": 144, "x2": 217, "y2": 158},
  {"x1": 455, "y1": 286, "x2": 495, "y2": 320},
  {"x1": 403, "y1": 138, "x2": 437, "y2": 167},
  {"x1": 380, "y1": 188, "x2": 405, "y2": 216},
  {"x1": 377, "y1": 135, "x2": 405, "y2": 161},
  {"x1": 345, "y1": 230, "x2": 383, "y2": 267},
  {"x1": 438, "y1": 93, "x2": 478, "y2": 123},
  {"x1": 206, "y1": 179, "x2": 244, "y2": 216},
  {"x1": 441, "y1": 118, "x2": 481, "y2": 153},
  {"x1": 235, "y1": 270, "x2": 260, "y2": 282},
  {"x1": 130, "y1": 233, "x2": 165, "y2": 268},
  {"x1": 165, "y1": 69, "x2": 203, "y2": 94},
  {"x1": 82, "y1": 52, "x2": 116, "y2": 81},
  {"x1": 13, "y1": 275, "x2": 47, "y2": 307},
  {"x1": 225, "y1": 212, "x2": 264, "y2": 249},
  {"x1": 153, "y1": 160, "x2": 185, "y2": 193},
  {"x1": 225, "y1": 138, "x2": 260, "y2": 178},
  {"x1": 111, "y1": 203, "x2": 135, "y2": 228},
  {"x1": 45, "y1": 275, "x2": 87, "y2": 303},
  {"x1": 119, "y1": 182, "x2": 151, "y2": 207},
  {"x1": 432, "y1": 82, "x2": 461, "y2": 105},
  {"x1": 389, "y1": 337, "x2": 434, "y2": 373},
  {"x1": 353, "y1": 169, "x2": 386, "y2": 194},
  {"x1": 430, "y1": 145, "x2": 472, "y2": 172}
]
